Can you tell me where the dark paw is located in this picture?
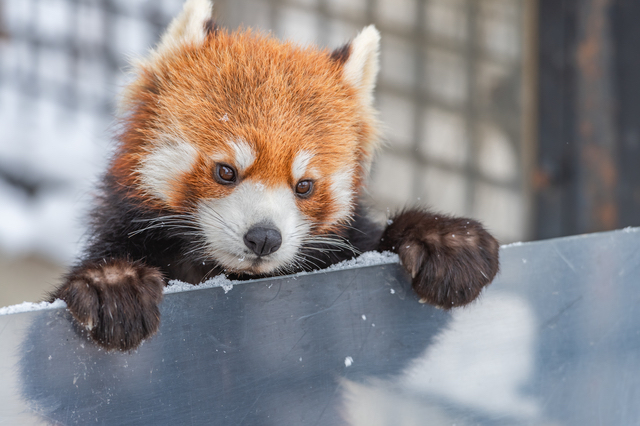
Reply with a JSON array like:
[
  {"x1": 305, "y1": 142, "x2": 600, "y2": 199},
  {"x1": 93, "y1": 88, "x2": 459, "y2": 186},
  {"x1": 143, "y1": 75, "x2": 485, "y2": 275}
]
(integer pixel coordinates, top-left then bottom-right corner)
[
  {"x1": 380, "y1": 209, "x2": 499, "y2": 308},
  {"x1": 51, "y1": 259, "x2": 165, "y2": 351}
]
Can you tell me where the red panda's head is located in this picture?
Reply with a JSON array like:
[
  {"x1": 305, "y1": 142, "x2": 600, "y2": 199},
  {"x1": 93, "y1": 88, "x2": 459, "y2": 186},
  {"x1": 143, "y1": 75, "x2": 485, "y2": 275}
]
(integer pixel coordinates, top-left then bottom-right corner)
[{"x1": 112, "y1": 0, "x2": 381, "y2": 275}]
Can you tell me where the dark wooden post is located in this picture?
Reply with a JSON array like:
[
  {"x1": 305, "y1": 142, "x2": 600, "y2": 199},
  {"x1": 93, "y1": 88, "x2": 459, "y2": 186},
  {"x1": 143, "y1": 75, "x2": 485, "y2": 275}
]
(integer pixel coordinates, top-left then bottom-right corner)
[
  {"x1": 535, "y1": 0, "x2": 640, "y2": 239},
  {"x1": 0, "y1": 0, "x2": 8, "y2": 40},
  {"x1": 611, "y1": 0, "x2": 640, "y2": 229},
  {"x1": 575, "y1": 0, "x2": 617, "y2": 232}
]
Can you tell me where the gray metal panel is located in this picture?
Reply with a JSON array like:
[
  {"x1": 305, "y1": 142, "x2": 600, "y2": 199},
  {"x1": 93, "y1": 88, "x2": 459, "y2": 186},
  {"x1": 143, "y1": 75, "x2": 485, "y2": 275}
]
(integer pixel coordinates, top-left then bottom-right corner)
[{"x1": 1, "y1": 228, "x2": 640, "y2": 425}]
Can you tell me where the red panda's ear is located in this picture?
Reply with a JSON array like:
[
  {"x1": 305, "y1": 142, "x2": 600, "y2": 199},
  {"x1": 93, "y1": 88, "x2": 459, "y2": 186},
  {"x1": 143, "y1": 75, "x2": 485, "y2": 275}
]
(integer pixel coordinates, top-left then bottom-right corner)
[
  {"x1": 155, "y1": 0, "x2": 214, "y2": 55},
  {"x1": 120, "y1": 0, "x2": 214, "y2": 112},
  {"x1": 338, "y1": 26, "x2": 381, "y2": 175},
  {"x1": 341, "y1": 25, "x2": 380, "y2": 108}
]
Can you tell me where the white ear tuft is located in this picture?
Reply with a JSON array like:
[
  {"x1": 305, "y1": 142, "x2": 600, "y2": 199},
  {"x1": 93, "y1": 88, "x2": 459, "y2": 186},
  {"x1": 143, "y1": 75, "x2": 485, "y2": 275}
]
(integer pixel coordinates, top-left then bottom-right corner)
[
  {"x1": 155, "y1": 0, "x2": 213, "y2": 56},
  {"x1": 342, "y1": 25, "x2": 380, "y2": 107}
]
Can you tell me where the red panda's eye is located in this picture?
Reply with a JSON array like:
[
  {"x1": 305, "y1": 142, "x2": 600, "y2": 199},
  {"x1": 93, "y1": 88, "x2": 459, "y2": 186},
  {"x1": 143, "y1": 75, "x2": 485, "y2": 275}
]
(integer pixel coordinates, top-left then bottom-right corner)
[
  {"x1": 295, "y1": 180, "x2": 313, "y2": 197},
  {"x1": 215, "y1": 164, "x2": 237, "y2": 184}
]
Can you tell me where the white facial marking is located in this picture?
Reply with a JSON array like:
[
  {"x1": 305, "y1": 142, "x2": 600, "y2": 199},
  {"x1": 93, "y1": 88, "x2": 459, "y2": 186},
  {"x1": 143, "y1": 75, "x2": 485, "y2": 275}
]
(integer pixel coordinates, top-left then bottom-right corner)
[
  {"x1": 328, "y1": 168, "x2": 355, "y2": 223},
  {"x1": 198, "y1": 181, "x2": 308, "y2": 275},
  {"x1": 291, "y1": 150, "x2": 315, "y2": 181},
  {"x1": 138, "y1": 136, "x2": 198, "y2": 202},
  {"x1": 229, "y1": 139, "x2": 256, "y2": 172}
]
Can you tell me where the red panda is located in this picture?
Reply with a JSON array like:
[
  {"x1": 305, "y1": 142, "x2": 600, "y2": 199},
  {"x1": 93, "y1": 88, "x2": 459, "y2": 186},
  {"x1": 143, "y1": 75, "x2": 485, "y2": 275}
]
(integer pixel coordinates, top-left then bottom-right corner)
[{"x1": 52, "y1": 0, "x2": 499, "y2": 351}]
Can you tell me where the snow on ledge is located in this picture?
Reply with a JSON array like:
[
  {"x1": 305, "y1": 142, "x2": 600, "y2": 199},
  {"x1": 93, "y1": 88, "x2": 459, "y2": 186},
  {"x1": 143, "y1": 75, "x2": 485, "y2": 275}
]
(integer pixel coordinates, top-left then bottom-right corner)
[
  {"x1": 164, "y1": 251, "x2": 400, "y2": 295},
  {"x1": 500, "y1": 241, "x2": 524, "y2": 249},
  {"x1": 0, "y1": 299, "x2": 67, "y2": 316},
  {"x1": 165, "y1": 274, "x2": 235, "y2": 295},
  {"x1": 0, "y1": 252, "x2": 400, "y2": 314},
  {"x1": 324, "y1": 251, "x2": 399, "y2": 272}
]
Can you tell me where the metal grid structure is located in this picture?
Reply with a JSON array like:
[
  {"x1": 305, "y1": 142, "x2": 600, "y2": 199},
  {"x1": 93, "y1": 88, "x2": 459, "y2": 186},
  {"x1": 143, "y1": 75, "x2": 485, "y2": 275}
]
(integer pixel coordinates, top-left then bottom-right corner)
[
  {"x1": 0, "y1": 0, "x2": 529, "y2": 253},
  {"x1": 0, "y1": 0, "x2": 183, "y2": 115},
  {"x1": 225, "y1": 0, "x2": 529, "y2": 242}
]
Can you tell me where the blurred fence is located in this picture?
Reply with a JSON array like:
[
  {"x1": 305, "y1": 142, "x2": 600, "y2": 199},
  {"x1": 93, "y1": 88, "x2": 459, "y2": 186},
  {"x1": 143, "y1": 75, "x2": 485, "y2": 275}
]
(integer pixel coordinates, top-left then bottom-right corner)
[
  {"x1": 0, "y1": 1, "x2": 183, "y2": 115},
  {"x1": 225, "y1": 0, "x2": 529, "y2": 243},
  {"x1": 0, "y1": 0, "x2": 529, "y2": 266}
]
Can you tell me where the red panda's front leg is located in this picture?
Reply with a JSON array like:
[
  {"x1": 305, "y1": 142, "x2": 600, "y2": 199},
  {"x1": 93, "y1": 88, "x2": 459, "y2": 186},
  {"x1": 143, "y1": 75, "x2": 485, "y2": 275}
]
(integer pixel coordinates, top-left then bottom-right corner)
[
  {"x1": 378, "y1": 209, "x2": 500, "y2": 308},
  {"x1": 51, "y1": 259, "x2": 165, "y2": 351}
]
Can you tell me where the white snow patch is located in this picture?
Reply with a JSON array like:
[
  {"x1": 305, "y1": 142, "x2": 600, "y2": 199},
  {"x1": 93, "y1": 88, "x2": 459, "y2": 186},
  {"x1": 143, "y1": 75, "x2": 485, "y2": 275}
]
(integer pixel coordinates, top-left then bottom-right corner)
[
  {"x1": 324, "y1": 251, "x2": 399, "y2": 272},
  {"x1": 164, "y1": 274, "x2": 237, "y2": 295},
  {"x1": 623, "y1": 226, "x2": 640, "y2": 233},
  {"x1": 163, "y1": 251, "x2": 399, "y2": 295},
  {"x1": 0, "y1": 299, "x2": 67, "y2": 315},
  {"x1": 501, "y1": 241, "x2": 524, "y2": 248},
  {"x1": 345, "y1": 356, "x2": 354, "y2": 367}
]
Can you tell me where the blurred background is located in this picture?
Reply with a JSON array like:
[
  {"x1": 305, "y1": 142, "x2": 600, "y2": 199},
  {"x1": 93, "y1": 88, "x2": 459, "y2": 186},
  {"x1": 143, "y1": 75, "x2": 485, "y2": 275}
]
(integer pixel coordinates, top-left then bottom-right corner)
[{"x1": 0, "y1": 0, "x2": 638, "y2": 306}]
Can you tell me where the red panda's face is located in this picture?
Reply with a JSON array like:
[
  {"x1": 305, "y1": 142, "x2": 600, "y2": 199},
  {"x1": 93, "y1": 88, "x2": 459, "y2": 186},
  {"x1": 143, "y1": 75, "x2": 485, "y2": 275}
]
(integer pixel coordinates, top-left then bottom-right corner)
[{"x1": 113, "y1": 1, "x2": 380, "y2": 275}]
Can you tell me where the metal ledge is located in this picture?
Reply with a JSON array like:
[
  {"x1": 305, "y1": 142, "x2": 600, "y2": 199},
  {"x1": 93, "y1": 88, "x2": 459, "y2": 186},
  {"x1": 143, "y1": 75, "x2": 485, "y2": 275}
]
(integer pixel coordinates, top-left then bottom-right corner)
[{"x1": 1, "y1": 228, "x2": 639, "y2": 425}]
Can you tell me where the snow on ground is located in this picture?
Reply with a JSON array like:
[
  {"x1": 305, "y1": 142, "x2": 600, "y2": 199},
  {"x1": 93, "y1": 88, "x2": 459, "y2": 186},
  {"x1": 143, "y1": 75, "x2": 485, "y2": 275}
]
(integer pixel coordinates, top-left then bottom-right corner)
[
  {"x1": 0, "y1": 87, "x2": 112, "y2": 263},
  {"x1": 0, "y1": 0, "x2": 159, "y2": 264}
]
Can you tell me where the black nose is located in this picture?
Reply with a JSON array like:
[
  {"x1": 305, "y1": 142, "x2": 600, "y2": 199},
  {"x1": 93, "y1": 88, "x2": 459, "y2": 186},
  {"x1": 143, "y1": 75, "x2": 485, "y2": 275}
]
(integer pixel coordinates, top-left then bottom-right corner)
[{"x1": 243, "y1": 226, "x2": 282, "y2": 256}]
